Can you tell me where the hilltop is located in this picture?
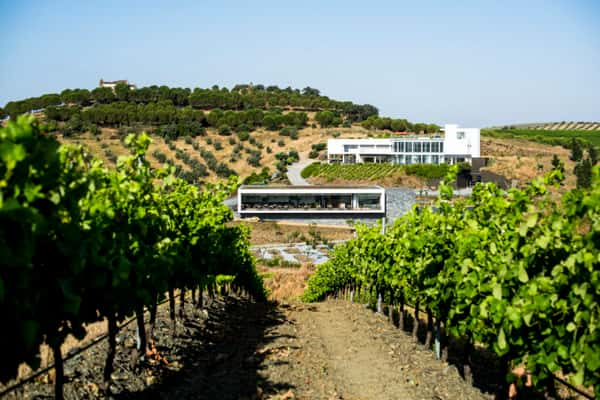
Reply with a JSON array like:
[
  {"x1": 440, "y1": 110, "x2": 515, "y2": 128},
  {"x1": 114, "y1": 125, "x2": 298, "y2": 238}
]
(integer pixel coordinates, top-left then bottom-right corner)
[{"x1": 1, "y1": 83, "x2": 442, "y2": 185}]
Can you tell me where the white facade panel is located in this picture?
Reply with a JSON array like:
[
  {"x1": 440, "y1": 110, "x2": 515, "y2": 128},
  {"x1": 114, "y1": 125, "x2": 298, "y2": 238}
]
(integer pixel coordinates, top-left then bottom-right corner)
[{"x1": 327, "y1": 124, "x2": 480, "y2": 165}]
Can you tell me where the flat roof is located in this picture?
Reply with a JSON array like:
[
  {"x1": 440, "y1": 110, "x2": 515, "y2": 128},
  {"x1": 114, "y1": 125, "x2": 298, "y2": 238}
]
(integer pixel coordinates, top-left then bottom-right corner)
[{"x1": 239, "y1": 185, "x2": 384, "y2": 190}]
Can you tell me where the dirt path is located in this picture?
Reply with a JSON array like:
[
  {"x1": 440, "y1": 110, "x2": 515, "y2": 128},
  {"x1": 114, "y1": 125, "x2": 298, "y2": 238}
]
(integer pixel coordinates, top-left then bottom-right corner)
[
  {"x1": 260, "y1": 301, "x2": 490, "y2": 400},
  {"x1": 2, "y1": 297, "x2": 492, "y2": 400}
]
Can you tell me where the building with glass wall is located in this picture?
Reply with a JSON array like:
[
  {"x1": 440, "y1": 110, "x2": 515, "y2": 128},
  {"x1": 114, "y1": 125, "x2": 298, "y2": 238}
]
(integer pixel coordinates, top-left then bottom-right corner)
[
  {"x1": 327, "y1": 124, "x2": 480, "y2": 165},
  {"x1": 237, "y1": 185, "x2": 385, "y2": 218}
]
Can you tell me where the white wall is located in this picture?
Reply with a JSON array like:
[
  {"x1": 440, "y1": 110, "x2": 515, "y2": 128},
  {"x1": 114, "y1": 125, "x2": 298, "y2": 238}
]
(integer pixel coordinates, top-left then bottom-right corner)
[{"x1": 442, "y1": 124, "x2": 480, "y2": 157}]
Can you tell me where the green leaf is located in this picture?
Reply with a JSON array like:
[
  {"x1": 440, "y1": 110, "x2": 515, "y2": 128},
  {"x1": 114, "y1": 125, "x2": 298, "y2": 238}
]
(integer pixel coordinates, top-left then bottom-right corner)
[
  {"x1": 518, "y1": 266, "x2": 529, "y2": 283},
  {"x1": 526, "y1": 213, "x2": 538, "y2": 228},
  {"x1": 497, "y1": 327, "x2": 507, "y2": 351},
  {"x1": 493, "y1": 284, "x2": 502, "y2": 299}
]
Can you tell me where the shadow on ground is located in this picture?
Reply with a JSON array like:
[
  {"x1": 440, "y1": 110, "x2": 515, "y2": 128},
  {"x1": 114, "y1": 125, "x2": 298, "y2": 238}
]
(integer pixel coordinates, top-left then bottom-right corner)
[{"x1": 114, "y1": 297, "x2": 293, "y2": 400}]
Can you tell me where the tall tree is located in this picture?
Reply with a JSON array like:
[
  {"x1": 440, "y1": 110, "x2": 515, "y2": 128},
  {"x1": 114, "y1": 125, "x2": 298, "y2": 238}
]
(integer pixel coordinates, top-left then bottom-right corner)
[
  {"x1": 569, "y1": 138, "x2": 583, "y2": 162},
  {"x1": 114, "y1": 83, "x2": 130, "y2": 102},
  {"x1": 588, "y1": 144, "x2": 598, "y2": 165},
  {"x1": 574, "y1": 158, "x2": 592, "y2": 189}
]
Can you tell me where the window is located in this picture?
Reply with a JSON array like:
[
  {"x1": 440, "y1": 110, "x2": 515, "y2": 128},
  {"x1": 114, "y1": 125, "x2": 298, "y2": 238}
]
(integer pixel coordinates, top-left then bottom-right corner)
[
  {"x1": 457, "y1": 131, "x2": 465, "y2": 139},
  {"x1": 396, "y1": 154, "x2": 404, "y2": 164},
  {"x1": 432, "y1": 155, "x2": 439, "y2": 164},
  {"x1": 344, "y1": 145, "x2": 357, "y2": 152},
  {"x1": 431, "y1": 142, "x2": 438, "y2": 153},
  {"x1": 440, "y1": 142, "x2": 444, "y2": 153},
  {"x1": 406, "y1": 142, "x2": 413, "y2": 152},
  {"x1": 414, "y1": 142, "x2": 421, "y2": 153},
  {"x1": 357, "y1": 194, "x2": 381, "y2": 210},
  {"x1": 423, "y1": 142, "x2": 430, "y2": 152}
]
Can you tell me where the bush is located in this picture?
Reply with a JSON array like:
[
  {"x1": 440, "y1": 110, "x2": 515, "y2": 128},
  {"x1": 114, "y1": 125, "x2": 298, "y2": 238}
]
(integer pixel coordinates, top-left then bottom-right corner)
[
  {"x1": 206, "y1": 137, "x2": 213, "y2": 145},
  {"x1": 237, "y1": 131, "x2": 250, "y2": 141},
  {"x1": 214, "y1": 140, "x2": 223, "y2": 150},
  {"x1": 215, "y1": 162, "x2": 235, "y2": 178},
  {"x1": 228, "y1": 137, "x2": 236, "y2": 145},
  {"x1": 236, "y1": 123, "x2": 250, "y2": 132},
  {"x1": 312, "y1": 143, "x2": 326, "y2": 151},
  {"x1": 309, "y1": 150, "x2": 319, "y2": 159},
  {"x1": 279, "y1": 127, "x2": 297, "y2": 137},
  {"x1": 266, "y1": 146, "x2": 272, "y2": 154},
  {"x1": 218, "y1": 124, "x2": 232, "y2": 136},
  {"x1": 184, "y1": 135, "x2": 193, "y2": 144},
  {"x1": 247, "y1": 151, "x2": 262, "y2": 167},
  {"x1": 278, "y1": 139, "x2": 285, "y2": 147}
]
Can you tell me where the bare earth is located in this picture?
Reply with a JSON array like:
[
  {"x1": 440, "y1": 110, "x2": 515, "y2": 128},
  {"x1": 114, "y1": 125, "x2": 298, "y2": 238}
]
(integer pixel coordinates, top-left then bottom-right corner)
[{"x1": 260, "y1": 300, "x2": 489, "y2": 400}]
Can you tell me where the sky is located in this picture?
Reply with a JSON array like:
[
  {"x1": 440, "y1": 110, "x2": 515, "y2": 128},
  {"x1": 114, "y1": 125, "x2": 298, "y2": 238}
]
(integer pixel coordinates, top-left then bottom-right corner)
[{"x1": 0, "y1": 0, "x2": 599, "y2": 127}]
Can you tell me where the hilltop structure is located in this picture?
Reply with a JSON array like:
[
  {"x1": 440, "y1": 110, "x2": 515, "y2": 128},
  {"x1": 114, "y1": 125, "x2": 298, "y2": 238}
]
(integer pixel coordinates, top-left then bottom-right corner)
[
  {"x1": 98, "y1": 79, "x2": 137, "y2": 91},
  {"x1": 327, "y1": 124, "x2": 480, "y2": 165}
]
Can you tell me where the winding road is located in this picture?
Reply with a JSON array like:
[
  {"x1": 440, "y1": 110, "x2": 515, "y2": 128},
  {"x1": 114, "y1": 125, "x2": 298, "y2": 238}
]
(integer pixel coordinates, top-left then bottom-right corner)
[{"x1": 286, "y1": 156, "x2": 313, "y2": 185}]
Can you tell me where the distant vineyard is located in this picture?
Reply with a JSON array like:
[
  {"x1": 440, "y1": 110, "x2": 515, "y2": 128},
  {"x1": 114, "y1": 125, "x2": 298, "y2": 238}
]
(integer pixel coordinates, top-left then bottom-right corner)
[
  {"x1": 482, "y1": 128, "x2": 600, "y2": 148},
  {"x1": 505, "y1": 122, "x2": 600, "y2": 131},
  {"x1": 301, "y1": 162, "x2": 455, "y2": 181}
]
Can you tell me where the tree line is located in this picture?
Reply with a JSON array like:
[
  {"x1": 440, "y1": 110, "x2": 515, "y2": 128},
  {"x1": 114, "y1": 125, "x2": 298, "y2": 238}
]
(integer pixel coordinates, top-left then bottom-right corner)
[
  {"x1": 3, "y1": 83, "x2": 379, "y2": 122},
  {"x1": 361, "y1": 115, "x2": 440, "y2": 133}
]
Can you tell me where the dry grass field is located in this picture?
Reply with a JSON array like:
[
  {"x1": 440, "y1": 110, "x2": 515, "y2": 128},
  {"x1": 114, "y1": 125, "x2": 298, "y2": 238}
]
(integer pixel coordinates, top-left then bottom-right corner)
[
  {"x1": 231, "y1": 220, "x2": 355, "y2": 245},
  {"x1": 480, "y1": 137, "x2": 577, "y2": 190}
]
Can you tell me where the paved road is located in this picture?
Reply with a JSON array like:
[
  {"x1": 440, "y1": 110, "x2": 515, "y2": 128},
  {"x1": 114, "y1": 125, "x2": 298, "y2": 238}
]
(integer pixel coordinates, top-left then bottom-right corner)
[{"x1": 286, "y1": 157, "x2": 314, "y2": 185}]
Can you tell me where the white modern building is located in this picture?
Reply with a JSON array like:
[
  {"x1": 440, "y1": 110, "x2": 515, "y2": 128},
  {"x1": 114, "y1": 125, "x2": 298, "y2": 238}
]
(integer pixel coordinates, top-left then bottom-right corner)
[
  {"x1": 238, "y1": 185, "x2": 385, "y2": 217},
  {"x1": 327, "y1": 124, "x2": 480, "y2": 165}
]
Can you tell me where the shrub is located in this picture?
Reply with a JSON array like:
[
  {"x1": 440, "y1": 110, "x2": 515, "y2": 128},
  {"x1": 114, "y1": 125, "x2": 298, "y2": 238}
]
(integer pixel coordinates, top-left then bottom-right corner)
[
  {"x1": 184, "y1": 135, "x2": 193, "y2": 144},
  {"x1": 247, "y1": 151, "x2": 262, "y2": 167},
  {"x1": 206, "y1": 137, "x2": 213, "y2": 145},
  {"x1": 218, "y1": 124, "x2": 232, "y2": 136},
  {"x1": 237, "y1": 131, "x2": 250, "y2": 141},
  {"x1": 278, "y1": 139, "x2": 285, "y2": 147},
  {"x1": 215, "y1": 162, "x2": 235, "y2": 178},
  {"x1": 236, "y1": 123, "x2": 250, "y2": 132},
  {"x1": 279, "y1": 127, "x2": 297, "y2": 137},
  {"x1": 266, "y1": 146, "x2": 272, "y2": 154},
  {"x1": 309, "y1": 150, "x2": 319, "y2": 159},
  {"x1": 228, "y1": 137, "x2": 236, "y2": 145},
  {"x1": 214, "y1": 140, "x2": 223, "y2": 150}
]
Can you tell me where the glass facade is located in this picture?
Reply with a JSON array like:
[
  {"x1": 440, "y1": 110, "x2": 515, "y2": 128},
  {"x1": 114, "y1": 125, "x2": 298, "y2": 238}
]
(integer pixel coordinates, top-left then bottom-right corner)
[{"x1": 241, "y1": 193, "x2": 383, "y2": 211}]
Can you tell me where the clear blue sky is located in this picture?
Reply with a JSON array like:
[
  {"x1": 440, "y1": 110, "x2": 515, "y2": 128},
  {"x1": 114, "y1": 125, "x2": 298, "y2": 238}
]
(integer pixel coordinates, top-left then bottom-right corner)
[{"x1": 1, "y1": 0, "x2": 599, "y2": 127}]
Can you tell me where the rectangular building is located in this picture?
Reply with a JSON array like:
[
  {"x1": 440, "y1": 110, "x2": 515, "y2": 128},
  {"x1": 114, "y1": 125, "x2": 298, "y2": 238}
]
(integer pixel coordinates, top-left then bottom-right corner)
[
  {"x1": 237, "y1": 185, "x2": 385, "y2": 218},
  {"x1": 327, "y1": 124, "x2": 480, "y2": 165}
]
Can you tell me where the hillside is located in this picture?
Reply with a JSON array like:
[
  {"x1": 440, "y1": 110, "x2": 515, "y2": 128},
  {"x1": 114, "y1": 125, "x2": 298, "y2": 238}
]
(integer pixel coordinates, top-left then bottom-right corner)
[{"x1": 3, "y1": 84, "x2": 587, "y2": 190}]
